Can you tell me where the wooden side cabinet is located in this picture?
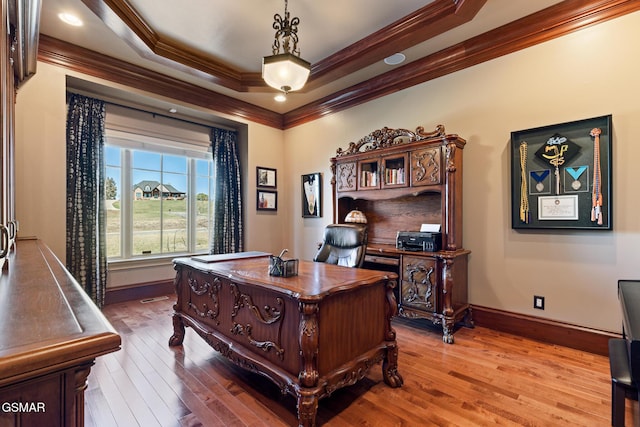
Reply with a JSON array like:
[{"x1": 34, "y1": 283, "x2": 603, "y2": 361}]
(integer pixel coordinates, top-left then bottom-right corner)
[
  {"x1": 0, "y1": 240, "x2": 121, "y2": 427},
  {"x1": 398, "y1": 251, "x2": 471, "y2": 343},
  {"x1": 331, "y1": 124, "x2": 472, "y2": 343}
]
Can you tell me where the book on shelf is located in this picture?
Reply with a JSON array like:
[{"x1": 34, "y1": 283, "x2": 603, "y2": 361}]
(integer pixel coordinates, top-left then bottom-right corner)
[
  {"x1": 385, "y1": 168, "x2": 405, "y2": 185},
  {"x1": 361, "y1": 170, "x2": 377, "y2": 187}
]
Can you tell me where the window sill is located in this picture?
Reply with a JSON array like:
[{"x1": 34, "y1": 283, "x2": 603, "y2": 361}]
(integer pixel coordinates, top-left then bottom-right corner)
[{"x1": 107, "y1": 252, "x2": 209, "y2": 271}]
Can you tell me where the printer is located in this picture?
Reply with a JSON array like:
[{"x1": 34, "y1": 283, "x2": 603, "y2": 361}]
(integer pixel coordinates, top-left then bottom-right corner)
[{"x1": 396, "y1": 231, "x2": 442, "y2": 252}]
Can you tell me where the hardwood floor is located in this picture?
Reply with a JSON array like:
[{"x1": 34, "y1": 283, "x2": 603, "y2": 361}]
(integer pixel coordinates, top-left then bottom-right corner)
[{"x1": 85, "y1": 295, "x2": 630, "y2": 426}]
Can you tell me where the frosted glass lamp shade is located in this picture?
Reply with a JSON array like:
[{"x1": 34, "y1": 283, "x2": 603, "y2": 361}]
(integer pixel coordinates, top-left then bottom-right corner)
[
  {"x1": 262, "y1": 53, "x2": 311, "y2": 92},
  {"x1": 345, "y1": 209, "x2": 367, "y2": 224}
]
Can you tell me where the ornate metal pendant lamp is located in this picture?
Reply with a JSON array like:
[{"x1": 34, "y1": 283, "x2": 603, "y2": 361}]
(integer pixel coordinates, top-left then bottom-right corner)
[{"x1": 262, "y1": 0, "x2": 311, "y2": 94}]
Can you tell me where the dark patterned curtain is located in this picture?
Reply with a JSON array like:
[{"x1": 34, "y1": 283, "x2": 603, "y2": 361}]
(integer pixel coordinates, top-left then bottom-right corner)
[
  {"x1": 66, "y1": 93, "x2": 107, "y2": 308},
  {"x1": 210, "y1": 128, "x2": 243, "y2": 254}
]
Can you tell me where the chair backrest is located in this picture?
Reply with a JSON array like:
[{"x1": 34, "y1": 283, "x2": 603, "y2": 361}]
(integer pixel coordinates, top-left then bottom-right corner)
[{"x1": 313, "y1": 224, "x2": 368, "y2": 268}]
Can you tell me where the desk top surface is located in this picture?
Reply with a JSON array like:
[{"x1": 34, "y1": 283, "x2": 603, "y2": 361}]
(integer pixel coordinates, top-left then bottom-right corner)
[
  {"x1": 0, "y1": 239, "x2": 121, "y2": 384},
  {"x1": 174, "y1": 252, "x2": 397, "y2": 300},
  {"x1": 620, "y1": 280, "x2": 640, "y2": 341}
]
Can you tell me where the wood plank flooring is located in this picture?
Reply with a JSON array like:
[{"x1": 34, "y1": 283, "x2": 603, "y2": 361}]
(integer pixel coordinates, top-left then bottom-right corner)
[{"x1": 85, "y1": 295, "x2": 631, "y2": 426}]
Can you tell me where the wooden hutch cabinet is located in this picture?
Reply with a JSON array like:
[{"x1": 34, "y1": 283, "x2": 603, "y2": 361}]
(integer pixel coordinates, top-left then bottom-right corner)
[{"x1": 331, "y1": 124, "x2": 472, "y2": 343}]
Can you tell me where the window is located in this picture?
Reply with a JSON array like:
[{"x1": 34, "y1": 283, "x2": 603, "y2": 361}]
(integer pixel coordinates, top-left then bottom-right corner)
[
  {"x1": 105, "y1": 141, "x2": 214, "y2": 260},
  {"x1": 102, "y1": 103, "x2": 220, "y2": 261}
]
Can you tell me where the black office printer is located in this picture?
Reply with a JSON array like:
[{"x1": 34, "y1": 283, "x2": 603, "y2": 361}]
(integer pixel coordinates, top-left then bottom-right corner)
[{"x1": 396, "y1": 231, "x2": 442, "y2": 252}]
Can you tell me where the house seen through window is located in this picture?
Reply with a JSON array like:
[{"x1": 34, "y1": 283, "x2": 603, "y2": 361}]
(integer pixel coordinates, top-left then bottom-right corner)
[{"x1": 105, "y1": 145, "x2": 214, "y2": 259}]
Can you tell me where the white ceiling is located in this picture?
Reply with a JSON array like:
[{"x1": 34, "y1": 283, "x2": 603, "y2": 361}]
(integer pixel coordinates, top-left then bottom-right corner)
[{"x1": 39, "y1": 0, "x2": 564, "y2": 114}]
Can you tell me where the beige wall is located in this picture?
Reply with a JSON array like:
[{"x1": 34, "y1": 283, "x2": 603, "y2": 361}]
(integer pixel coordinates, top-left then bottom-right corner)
[
  {"x1": 284, "y1": 11, "x2": 640, "y2": 333},
  {"x1": 14, "y1": 11, "x2": 640, "y2": 332},
  {"x1": 15, "y1": 64, "x2": 67, "y2": 258},
  {"x1": 14, "y1": 64, "x2": 287, "y2": 288}
]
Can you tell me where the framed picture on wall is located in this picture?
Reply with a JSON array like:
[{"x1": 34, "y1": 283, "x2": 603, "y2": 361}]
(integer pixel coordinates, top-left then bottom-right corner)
[
  {"x1": 256, "y1": 166, "x2": 277, "y2": 188},
  {"x1": 302, "y1": 172, "x2": 322, "y2": 218},
  {"x1": 510, "y1": 115, "x2": 612, "y2": 230},
  {"x1": 257, "y1": 190, "x2": 277, "y2": 211}
]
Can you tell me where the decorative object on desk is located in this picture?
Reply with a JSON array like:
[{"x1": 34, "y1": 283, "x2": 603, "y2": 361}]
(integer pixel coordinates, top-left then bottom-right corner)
[
  {"x1": 510, "y1": 115, "x2": 612, "y2": 230},
  {"x1": 257, "y1": 190, "x2": 277, "y2": 211},
  {"x1": 302, "y1": 172, "x2": 322, "y2": 217},
  {"x1": 344, "y1": 208, "x2": 367, "y2": 224},
  {"x1": 268, "y1": 249, "x2": 299, "y2": 277},
  {"x1": 261, "y1": 0, "x2": 311, "y2": 98},
  {"x1": 256, "y1": 166, "x2": 276, "y2": 188}
]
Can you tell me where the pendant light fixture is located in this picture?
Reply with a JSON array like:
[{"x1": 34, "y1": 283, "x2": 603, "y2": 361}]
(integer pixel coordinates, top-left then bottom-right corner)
[{"x1": 262, "y1": 0, "x2": 311, "y2": 94}]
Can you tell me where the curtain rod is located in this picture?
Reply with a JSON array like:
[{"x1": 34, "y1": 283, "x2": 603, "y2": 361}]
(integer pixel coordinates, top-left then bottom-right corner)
[{"x1": 66, "y1": 90, "x2": 237, "y2": 133}]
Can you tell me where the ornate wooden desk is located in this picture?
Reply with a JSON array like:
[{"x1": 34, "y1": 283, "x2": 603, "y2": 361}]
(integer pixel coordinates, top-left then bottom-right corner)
[{"x1": 170, "y1": 253, "x2": 403, "y2": 427}]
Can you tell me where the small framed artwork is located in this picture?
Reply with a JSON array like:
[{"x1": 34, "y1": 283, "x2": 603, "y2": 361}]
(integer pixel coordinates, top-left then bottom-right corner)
[
  {"x1": 302, "y1": 172, "x2": 322, "y2": 218},
  {"x1": 256, "y1": 166, "x2": 277, "y2": 188},
  {"x1": 510, "y1": 114, "x2": 612, "y2": 230},
  {"x1": 257, "y1": 190, "x2": 277, "y2": 211}
]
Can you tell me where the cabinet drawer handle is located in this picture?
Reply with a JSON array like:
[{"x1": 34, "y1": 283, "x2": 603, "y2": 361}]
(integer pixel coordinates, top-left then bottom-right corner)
[{"x1": 0, "y1": 224, "x2": 9, "y2": 259}]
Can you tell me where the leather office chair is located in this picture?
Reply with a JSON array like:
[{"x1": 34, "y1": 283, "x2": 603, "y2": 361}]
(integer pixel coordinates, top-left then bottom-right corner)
[{"x1": 313, "y1": 224, "x2": 368, "y2": 268}]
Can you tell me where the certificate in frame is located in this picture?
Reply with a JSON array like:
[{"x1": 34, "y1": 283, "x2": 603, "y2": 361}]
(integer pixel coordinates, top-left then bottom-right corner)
[
  {"x1": 510, "y1": 115, "x2": 612, "y2": 230},
  {"x1": 257, "y1": 190, "x2": 277, "y2": 211}
]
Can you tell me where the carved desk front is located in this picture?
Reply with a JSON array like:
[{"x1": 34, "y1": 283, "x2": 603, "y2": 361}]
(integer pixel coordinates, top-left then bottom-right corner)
[{"x1": 170, "y1": 254, "x2": 403, "y2": 427}]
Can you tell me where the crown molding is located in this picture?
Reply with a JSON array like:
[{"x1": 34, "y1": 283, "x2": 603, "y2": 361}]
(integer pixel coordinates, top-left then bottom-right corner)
[
  {"x1": 38, "y1": 0, "x2": 640, "y2": 130},
  {"x1": 37, "y1": 35, "x2": 283, "y2": 128},
  {"x1": 283, "y1": 0, "x2": 640, "y2": 128},
  {"x1": 305, "y1": 0, "x2": 487, "y2": 90},
  {"x1": 79, "y1": 0, "x2": 246, "y2": 90},
  {"x1": 79, "y1": 0, "x2": 487, "y2": 93}
]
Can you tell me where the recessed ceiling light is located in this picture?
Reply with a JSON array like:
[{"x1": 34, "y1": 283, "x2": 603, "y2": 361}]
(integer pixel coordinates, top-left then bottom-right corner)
[
  {"x1": 274, "y1": 94, "x2": 287, "y2": 102},
  {"x1": 168, "y1": 108, "x2": 177, "y2": 113},
  {"x1": 384, "y1": 53, "x2": 406, "y2": 65},
  {"x1": 58, "y1": 12, "x2": 83, "y2": 27}
]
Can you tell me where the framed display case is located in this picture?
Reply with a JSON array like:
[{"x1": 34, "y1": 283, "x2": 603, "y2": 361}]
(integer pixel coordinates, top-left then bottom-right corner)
[
  {"x1": 510, "y1": 115, "x2": 612, "y2": 230},
  {"x1": 302, "y1": 172, "x2": 322, "y2": 217}
]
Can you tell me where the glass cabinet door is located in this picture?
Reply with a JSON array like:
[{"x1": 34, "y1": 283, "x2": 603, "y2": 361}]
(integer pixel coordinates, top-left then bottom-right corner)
[
  {"x1": 381, "y1": 154, "x2": 408, "y2": 188},
  {"x1": 357, "y1": 159, "x2": 379, "y2": 189}
]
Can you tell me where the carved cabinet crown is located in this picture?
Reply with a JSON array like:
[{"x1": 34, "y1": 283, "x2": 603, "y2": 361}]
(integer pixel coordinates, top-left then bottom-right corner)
[{"x1": 330, "y1": 124, "x2": 466, "y2": 252}]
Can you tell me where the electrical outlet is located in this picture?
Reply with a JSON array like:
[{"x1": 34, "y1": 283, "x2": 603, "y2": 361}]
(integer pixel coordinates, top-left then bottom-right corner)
[{"x1": 534, "y1": 295, "x2": 545, "y2": 310}]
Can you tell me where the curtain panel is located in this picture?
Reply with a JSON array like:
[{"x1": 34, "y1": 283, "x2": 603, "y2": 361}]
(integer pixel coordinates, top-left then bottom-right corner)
[
  {"x1": 66, "y1": 93, "x2": 107, "y2": 307},
  {"x1": 210, "y1": 128, "x2": 243, "y2": 254}
]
